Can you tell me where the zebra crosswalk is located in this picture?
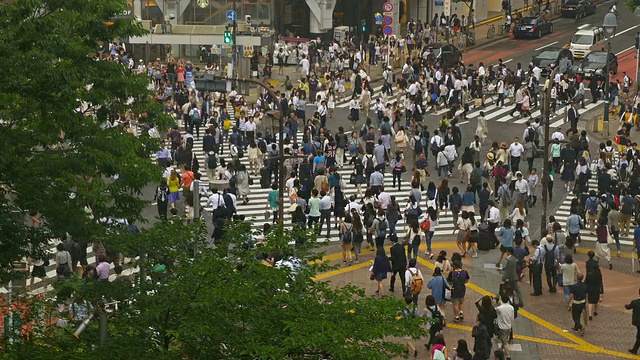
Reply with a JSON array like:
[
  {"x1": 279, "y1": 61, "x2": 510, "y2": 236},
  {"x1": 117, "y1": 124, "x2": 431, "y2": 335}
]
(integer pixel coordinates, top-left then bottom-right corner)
[
  {"x1": 152, "y1": 132, "x2": 466, "y2": 243},
  {"x1": 329, "y1": 82, "x2": 601, "y2": 127},
  {"x1": 551, "y1": 155, "x2": 635, "y2": 246}
]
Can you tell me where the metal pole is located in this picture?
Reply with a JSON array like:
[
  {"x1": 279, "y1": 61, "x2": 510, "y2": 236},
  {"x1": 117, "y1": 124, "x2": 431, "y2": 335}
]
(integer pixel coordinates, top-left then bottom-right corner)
[
  {"x1": 636, "y1": 43, "x2": 640, "y2": 92},
  {"x1": 98, "y1": 311, "x2": 107, "y2": 347},
  {"x1": 7, "y1": 280, "x2": 13, "y2": 344},
  {"x1": 604, "y1": 38, "x2": 611, "y2": 138},
  {"x1": 540, "y1": 69, "x2": 556, "y2": 230},
  {"x1": 193, "y1": 179, "x2": 200, "y2": 220},
  {"x1": 232, "y1": 0, "x2": 238, "y2": 88},
  {"x1": 386, "y1": 35, "x2": 390, "y2": 67}
]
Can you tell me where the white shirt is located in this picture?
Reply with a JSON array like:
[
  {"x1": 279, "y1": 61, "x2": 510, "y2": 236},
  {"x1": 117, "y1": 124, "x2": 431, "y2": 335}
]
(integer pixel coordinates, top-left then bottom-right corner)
[
  {"x1": 345, "y1": 201, "x2": 362, "y2": 214},
  {"x1": 245, "y1": 121, "x2": 257, "y2": 132},
  {"x1": 300, "y1": 58, "x2": 310, "y2": 72},
  {"x1": 514, "y1": 179, "x2": 529, "y2": 194},
  {"x1": 496, "y1": 302, "x2": 515, "y2": 330},
  {"x1": 532, "y1": 66, "x2": 542, "y2": 81},
  {"x1": 206, "y1": 193, "x2": 225, "y2": 209},
  {"x1": 551, "y1": 131, "x2": 565, "y2": 141},
  {"x1": 508, "y1": 142, "x2": 524, "y2": 157},
  {"x1": 487, "y1": 206, "x2": 501, "y2": 224},
  {"x1": 376, "y1": 192, "x2": 391, "y2": 209},
  {"x1": 404, "y1": 268, "x2": 424, "y2": 287}
]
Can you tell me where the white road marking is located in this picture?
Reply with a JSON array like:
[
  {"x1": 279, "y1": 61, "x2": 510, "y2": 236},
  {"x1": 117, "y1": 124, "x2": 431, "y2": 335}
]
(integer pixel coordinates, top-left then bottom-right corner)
[{"x1": 535, "y1": 41, "x2": 559, "y2": 51}]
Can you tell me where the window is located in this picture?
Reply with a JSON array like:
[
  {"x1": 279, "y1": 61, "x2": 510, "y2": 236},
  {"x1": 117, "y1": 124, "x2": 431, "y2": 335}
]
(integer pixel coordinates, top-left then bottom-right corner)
[{"x1": 572, "y1": 34, "x2": 594, "y2": 45}]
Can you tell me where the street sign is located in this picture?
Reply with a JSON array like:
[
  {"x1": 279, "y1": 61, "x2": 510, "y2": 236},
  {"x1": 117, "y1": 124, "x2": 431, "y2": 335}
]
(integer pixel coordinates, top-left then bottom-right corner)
[
  {"x1": 226, "y1": 10, "x2": 237, "y2": 22},
  {"x1": 374, "y1": 12, "x2": 383, "y2": 21},
  {"x1": 383, "y1": 25, "x2": 393, "y2": 36},
  {"x1": 383, "y1": 2, "x2": 394, "y2": 12},
  {"x1": 383, "y1": 11, "x2": 393, "y2": 16},
  {"x1": 383, "y1": 16, "x2": 393, "y2": 25}
]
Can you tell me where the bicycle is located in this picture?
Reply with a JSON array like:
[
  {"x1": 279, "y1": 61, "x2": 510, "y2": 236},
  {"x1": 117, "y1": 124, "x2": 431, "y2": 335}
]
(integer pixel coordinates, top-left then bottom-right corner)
[{"x1": 487, "y1": 24, "x2": 496, "y2": 38}]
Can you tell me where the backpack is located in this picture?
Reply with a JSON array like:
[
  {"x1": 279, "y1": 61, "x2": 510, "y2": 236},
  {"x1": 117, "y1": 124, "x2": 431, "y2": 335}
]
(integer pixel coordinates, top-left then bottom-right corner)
[
  {"x1": 207, "y1": 154, "x2": 217, "y2": 169},
  {"x1": 342, "y1": 228, "x2": 353, "y2": 244},
  {"x1": 365, "y1": 156, "x2": 375, "y2": 173},
  {"x1": 191, "y1": 109, "x2": 201, "y2": 123},
  {"x1": 414, "y1": 137, "x2": 423, "y2": 154},
  {"x1": 430, "y1": 139, "x2": 440, "y2": 156},
  {"x1": 236, "y1": 145, "x2": 244, "y2": 159},
  {"x1": 525, "y1": 127, "x2": 534, "y2": 142},
  {"x1": 598, "y1": 202, "x2": 610, "y2": 222},
  {"x1": 543, "y1": 244, "x2": 557, "y2": 270},
  {"x1": 410, "y1": 269, "x2": 424, "y2": 295},
  {"x1": 470, "y1": 170, "x2": 481, "y2": 185},
  {"x1": 449, "y1": 193, "x2": 462, "y2": 212},
  {"x1": 427, "y1": 306, "x2": 444, "y2": 332},
  {"x1": 420, "y1": 217, "x2": 431, "y2": 231},
  {"x1": 229, "y1": 175, "x2": 238, "y2": 189},
  {"x1": 378, "y1": 217, "x2": 388, "y2": 233},
  {"x1": 514, "y1": 229, "x2": 523, "y2": 242},
  {"x1": 498, "y1": 186, "x2": 511, "y2": 207},
  {"x1": 621, "y1": 197, "x2": 634, "y2": 215},
  {"x1": 451, "y1": 270, "x2": 466, "y2": 297},
  {"x1": 585, "y1": 196, "x2": 598, "y2": 215}
]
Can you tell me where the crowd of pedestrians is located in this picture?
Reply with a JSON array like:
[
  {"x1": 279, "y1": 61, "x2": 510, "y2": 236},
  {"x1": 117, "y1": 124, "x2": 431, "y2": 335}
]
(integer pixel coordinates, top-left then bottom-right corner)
[{"x1": 101, "y1": 30, "x2": 640, "y2": 360}]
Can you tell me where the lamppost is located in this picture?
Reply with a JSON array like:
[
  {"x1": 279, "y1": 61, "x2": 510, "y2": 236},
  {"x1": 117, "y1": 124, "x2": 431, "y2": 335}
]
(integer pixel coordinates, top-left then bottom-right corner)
[{"x1": 602, "y1": 12, "x2": 617, "y2": 138}]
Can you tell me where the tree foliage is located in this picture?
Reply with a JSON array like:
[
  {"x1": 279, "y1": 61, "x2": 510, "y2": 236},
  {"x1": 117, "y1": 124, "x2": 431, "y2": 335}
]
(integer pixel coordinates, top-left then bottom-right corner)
[
  {"x1": 0, "y1": 0, "x2": 170, "y2": 282},
  {"x1": 3, "y1": 221, "x2": 427, "y2": 359}
]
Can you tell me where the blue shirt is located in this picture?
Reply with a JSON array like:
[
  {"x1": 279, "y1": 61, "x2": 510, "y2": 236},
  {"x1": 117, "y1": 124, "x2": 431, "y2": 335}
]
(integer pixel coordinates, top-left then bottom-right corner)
[
  {"x1": 566, "y1": 214, "x2": 582, "y2": 235},
  {"x1": 462, "y1": 191, "x2": 476, "y2": 206},
  {"x1": 500, "y1": 227, "x2": 515, "y2": 247},
  {"x1": 156, "y1": 147, "x2": 171, "y2": 159}
]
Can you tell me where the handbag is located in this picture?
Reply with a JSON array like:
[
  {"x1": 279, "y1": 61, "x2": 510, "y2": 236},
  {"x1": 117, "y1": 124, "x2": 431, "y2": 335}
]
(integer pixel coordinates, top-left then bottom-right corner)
[
  {"x1": 370, "y1": 271, "x2": 376, "y2": 281},
  {"x1": 443, "y1": 281, "x2": 451, "y2": 301}
]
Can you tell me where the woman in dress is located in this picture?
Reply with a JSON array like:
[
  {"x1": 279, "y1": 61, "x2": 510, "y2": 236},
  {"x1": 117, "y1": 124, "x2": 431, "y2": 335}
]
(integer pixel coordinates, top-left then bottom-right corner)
[
  {"x1": 235, "y1": 162, "x2": 251, "y2": 205},
  {"x1": 427, "y1": 266, "x2": 450, "y2": 316},
  {"x1": 340, "y1": 213, "x2": 354, "y2": 265},
  {"x1": 455, "y1": 211, "x2": 471, "y2": 256},
  {"x1": 371, "y1": 248, "x2": 392, "y2": 296},
  {"x1": 175, "y1": 64, "x2": 185, "y2": 89}
]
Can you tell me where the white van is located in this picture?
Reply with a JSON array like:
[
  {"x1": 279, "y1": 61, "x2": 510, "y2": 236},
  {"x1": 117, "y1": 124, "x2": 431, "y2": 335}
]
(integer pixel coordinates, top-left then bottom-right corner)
[{"x1": 569, "y1": 26, "x2": 605, "y2": 59}]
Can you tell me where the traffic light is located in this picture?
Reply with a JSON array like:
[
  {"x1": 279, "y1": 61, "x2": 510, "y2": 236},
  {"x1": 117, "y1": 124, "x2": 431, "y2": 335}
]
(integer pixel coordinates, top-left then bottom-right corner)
[
  {"x1": 361, "y1": 20, "x2": 366, "y2": 32},
  {"x1": 224, "y1": 30, "x2": 232, "y2": 44}
]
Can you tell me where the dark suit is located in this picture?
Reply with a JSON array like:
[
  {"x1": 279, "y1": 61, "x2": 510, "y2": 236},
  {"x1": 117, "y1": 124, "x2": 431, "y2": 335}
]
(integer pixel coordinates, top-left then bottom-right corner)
[
  {"x1": 568, "y1": 107, "x2": 579, "y2": 132},
  {"x1": 389, "y1": 242, "x2": 407, "y2": 292},
  {"x1": 625, "y1": 298, "x2": 640, "y2": 352},
  {"x1": 501, "y1": 255, "x2": 524, "y2": 306}
]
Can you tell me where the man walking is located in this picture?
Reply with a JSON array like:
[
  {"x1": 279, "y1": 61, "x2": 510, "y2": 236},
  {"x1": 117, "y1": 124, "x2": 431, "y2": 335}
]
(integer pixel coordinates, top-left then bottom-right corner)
[
  {"x1": 529, "y1": 239, "x2": 543, "y2": 296},
  {"x1": 502, "y1": 247, "x2": 524, "y2": 307},
  {"x1": 389, "y1": 236, "x2": 407, "y2": 293},
  {"x1": 625, "y1": 287, "x2": 640, "y2": 354}
]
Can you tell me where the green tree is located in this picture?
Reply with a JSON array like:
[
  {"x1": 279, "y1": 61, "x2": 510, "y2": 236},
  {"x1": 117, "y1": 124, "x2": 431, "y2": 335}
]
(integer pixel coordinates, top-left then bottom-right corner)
[
  {"x1": 0, "y1": 0, "x2": 170, "y2": 282},
  {"x1": 625, "y1": 0, "x2": 639, "y2": 12},
  {"x1": 4, "y1": 222, "x2": 427, "y2": 359}
]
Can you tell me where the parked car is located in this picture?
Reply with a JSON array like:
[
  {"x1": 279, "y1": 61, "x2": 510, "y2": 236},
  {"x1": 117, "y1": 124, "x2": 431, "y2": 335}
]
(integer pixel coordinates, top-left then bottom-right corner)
[
  {"x1": 424, "y1": 43, "x2": 463, "y2": 69},
  {"x1": 531, "y1": 47, "x2": 574, "y2": 76},
  {"x1": 574, "y1": 51, "x2": 618, "y2": 79},
  {"x1": 513, "y1": 16, "x2": 554, "y2": 39},
  {"x1": 561, "y1": 0, "x2": 597, "y2": 19}
]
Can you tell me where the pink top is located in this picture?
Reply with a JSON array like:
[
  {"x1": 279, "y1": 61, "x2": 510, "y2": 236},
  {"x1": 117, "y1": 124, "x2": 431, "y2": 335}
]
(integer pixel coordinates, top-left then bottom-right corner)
[{"x1": 96, "y1": 261, "x2": 110, "y2": 280}]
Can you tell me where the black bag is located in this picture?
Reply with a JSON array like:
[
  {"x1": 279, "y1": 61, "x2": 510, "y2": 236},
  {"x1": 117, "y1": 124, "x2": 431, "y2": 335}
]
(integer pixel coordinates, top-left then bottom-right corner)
[
  {"x1": 543, "y1": 244, "x2": 557, "y2": 270},
  {"x1": 477, "y1": 232, "x2": 496, "y2": 251}
]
